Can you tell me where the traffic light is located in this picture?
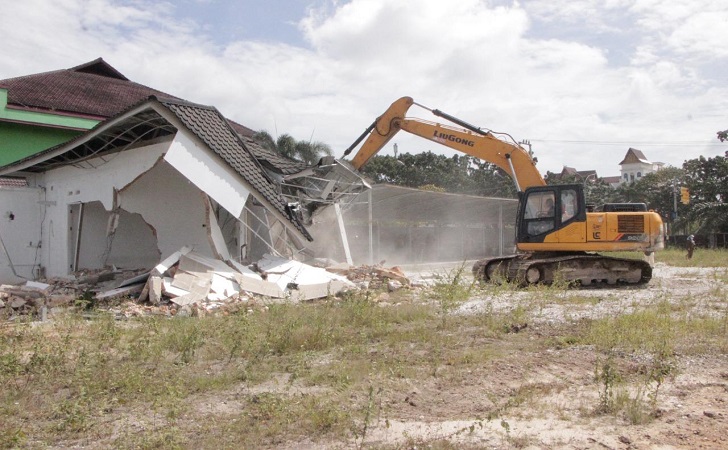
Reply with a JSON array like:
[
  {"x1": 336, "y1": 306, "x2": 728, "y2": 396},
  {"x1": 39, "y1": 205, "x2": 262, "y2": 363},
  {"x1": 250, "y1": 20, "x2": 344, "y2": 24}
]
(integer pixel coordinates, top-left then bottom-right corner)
[{"x1": 680, "y1": 187, "x2": 690, "y2": 204}]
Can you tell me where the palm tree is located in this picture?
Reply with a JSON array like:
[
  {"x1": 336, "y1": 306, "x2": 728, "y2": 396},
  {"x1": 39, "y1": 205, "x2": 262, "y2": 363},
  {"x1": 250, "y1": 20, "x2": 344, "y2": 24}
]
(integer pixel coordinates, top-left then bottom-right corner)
[{"x1": 252, "y1": 131, "x2": 332, "y2": 165}]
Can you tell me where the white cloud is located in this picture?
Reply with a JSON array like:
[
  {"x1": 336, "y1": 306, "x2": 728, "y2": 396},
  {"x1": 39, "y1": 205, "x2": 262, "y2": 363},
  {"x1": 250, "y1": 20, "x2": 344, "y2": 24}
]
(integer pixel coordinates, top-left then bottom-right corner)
[
  {"x1": 666, "y1": 11, "x2": 728, "y2": 59},
  {"x1": 1, "y1": 0, "x2": 726, "y2": 177}
]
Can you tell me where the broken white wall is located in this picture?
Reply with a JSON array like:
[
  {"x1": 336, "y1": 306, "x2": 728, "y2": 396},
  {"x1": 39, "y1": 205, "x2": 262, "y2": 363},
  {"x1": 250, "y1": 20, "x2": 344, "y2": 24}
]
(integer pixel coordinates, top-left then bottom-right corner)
[
  {"x1": 0, "y1": 186, "x2": 43, "y2": 283},
  {"x1": 11, "y1": 127, "x2": 288, "y2": 280},
  {"x1": 76, "y1": 201, "x2": 160, "y2": 270},
  {"x1": 211, "y1": 202, "x2": 244, "y2": 261},
  {"x1": 116, "y1": 160, "x2": 214, "y2": 263},
  {"x1": 164, "y1": 132, "x2": 251, "y2": 219},
  {"x1": 31, "y1": 141, "x2": 168, "y2": 278}
]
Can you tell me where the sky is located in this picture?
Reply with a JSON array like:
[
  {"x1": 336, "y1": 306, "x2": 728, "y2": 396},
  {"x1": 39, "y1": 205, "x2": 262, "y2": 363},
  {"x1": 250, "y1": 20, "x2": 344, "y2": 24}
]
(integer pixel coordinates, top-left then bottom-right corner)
[{"x1": 2, "y1": 0, "x2": 727, "y2": 177}]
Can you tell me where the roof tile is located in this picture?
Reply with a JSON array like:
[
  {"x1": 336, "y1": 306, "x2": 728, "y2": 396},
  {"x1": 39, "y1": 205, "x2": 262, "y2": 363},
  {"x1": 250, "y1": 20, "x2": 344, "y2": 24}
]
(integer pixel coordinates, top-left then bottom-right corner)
[
  {"x1": 160, "y1": 99, "x2": 312, "y2": 241},
  {"x1": 0, "y1": 58, "x2": 177, "y2": 118}
]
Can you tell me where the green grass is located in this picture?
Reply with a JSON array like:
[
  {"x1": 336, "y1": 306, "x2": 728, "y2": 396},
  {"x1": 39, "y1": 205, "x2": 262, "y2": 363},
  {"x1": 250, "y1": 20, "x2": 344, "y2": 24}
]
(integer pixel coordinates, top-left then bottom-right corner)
[
  {"x1": 599, "y1": 247, "x2": 727, "y2": 268},
  {"x1": 0, "y1": 297, "x2": 509, "y2": 448},
  {"x1": 656, "y1": 247, "x2": 728, "y2": 267},
  {"x1": 584, "y1": 297, "x2": 728, "y2": 422}
]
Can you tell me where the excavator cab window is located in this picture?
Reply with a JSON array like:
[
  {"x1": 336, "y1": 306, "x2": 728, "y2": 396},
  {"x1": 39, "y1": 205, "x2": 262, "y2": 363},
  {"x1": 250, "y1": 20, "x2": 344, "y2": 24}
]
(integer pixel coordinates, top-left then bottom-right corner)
[
  {"x1": 523, "y1": 191, "x2": 556, "y2": 236},
  {"x1": 561, "y1": 188, "x2": 578, "y2": 222},
  {"x1": 519, "y1": 185, "x2": 585, "y2": 241}
]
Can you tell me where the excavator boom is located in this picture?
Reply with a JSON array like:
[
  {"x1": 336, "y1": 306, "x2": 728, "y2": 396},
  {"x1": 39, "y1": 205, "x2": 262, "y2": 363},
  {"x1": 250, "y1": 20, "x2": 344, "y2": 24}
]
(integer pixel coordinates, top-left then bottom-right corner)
[{"x1": 344, "y1": 97, "x2": 545, "y2": 191}]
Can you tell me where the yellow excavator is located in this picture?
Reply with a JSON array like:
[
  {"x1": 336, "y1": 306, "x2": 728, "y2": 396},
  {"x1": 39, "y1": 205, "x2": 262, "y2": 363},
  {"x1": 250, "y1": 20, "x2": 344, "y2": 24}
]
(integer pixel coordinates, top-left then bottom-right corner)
[{"x1": 342, "y1": 97, "x2": 665, "y2": 286}]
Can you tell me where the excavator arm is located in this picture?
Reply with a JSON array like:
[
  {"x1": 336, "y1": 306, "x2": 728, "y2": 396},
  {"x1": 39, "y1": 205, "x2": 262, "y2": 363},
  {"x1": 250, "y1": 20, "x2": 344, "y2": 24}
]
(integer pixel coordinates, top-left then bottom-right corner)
[{"x1": 343, "y1": 96, "x2": 546, "y2": 191}]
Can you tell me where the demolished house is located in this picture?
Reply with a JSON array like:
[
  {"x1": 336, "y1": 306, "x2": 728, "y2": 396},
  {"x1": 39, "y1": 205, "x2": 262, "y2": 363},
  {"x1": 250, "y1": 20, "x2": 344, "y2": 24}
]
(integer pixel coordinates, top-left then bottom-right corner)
[
  {"x1": 0, "y1": 59, "x2": 378, "y2": 304},
  {"x1": 0, "y1": 94, "x2": 365, "y2": 302}
]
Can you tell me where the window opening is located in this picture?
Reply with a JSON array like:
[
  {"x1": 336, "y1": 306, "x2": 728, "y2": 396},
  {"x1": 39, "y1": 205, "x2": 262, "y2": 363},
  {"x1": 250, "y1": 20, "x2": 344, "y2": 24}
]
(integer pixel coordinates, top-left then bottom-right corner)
[{"x1": 524, "y1": 191, "x2": 555, "y2": 236}]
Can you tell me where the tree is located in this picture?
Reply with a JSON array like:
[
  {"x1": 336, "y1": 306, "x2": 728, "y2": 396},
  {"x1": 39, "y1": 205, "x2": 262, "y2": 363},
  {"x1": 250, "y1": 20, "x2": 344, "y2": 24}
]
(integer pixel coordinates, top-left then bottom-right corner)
[
  {"x1": 252, "y1": 131, "x2": 332, "y2": 165},
  {"x1": 359, "y1": 152, "x2": 517, "y2": 198},
  {"x1": 466, "y1": 157, "x2": 518, "y2": 198},
  {"x1": 545, "y1": 172, "x2": 619, "y2": 207},
  {"x1": 681, "y1": 154, "x2": 728, "y2": 233},
  {"x1": 717, "y1": 130, "x2": 728, "y2": 142},
  {"x1": 584, "y1": 179, "x2": 620, "y2": 207},
  {"x1": 613, "y1": 167, "x2": 686, "y2": 220}
]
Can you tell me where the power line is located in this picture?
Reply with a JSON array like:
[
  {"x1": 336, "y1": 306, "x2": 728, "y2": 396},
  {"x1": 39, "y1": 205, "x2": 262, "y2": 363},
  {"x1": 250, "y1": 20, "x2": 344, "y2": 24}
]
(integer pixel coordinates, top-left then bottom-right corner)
[{"x1": 529, "y1": 139, "x2": 726, "y2": 147}]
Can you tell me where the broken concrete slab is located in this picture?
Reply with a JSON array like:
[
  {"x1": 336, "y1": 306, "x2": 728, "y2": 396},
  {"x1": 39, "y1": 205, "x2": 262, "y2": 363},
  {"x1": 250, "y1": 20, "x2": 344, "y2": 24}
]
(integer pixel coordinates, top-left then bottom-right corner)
[
  {"x1": 22, "y1": 281, "x2": 52, "y2": 293},
  {"x1": 9, "y1": 297, "x2": 27, "y2": 309},
  {"x1": 162, "y1": 277, "x2": 191, "y2": 298},
  {"x1": 226, "y1": 258, "x2": 263, "y2": 279},
  {"x1": 170, "y1": 292, "x2": 207, "y2": 307},
  {"x1": 226, "y1": 259, "x2": 286, "y2": 298},
  {"x1": 374, "y1": 267, "x2": 410, "y2": 285},
  {"x1": 117, "y1": 271, "x2": 150, "y2": 288},
  {"x1": 178, "y1": 252, "x2": 238, "y2": 276},
  {"x1": 174, "y1": 252, "x2": 286, "y2": 299},
  {"x1": 170, "y1": 270, "x2": 211, "y2": 297},
  {"x1": 256, "y1": 254, "x2": 355, "y2": 301},
  {"x1": 137, "y1": 280, "x2": 150, "y2": 303},
  {"x1": 1, "y1": 288, "x2": 44, "y2": 299},
  {"x1": 152, "y1": 246, "x2": 192, "y2": 277},
  {"x1": 148, "y1": 276, "x2": 163, "y2": 305},
  {"x1": 208, "y1": 272, "x2": 240, "y2": 301},
  {"x1": 233, "y1": 273, "x2": 286, "y2": 298}
]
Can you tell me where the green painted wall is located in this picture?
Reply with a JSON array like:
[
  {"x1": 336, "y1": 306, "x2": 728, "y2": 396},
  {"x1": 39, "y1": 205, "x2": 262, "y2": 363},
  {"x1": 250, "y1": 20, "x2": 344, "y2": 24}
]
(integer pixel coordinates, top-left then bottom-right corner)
[
  {"x1": 0, "y1": 88, "x2": 100, "y2": 168},
  {"x1": 0, "y1": 89, "x2": 99, "y2": 129},
  {"x1": 0, "y1": 122, "x2": 83, "y2": 166}
]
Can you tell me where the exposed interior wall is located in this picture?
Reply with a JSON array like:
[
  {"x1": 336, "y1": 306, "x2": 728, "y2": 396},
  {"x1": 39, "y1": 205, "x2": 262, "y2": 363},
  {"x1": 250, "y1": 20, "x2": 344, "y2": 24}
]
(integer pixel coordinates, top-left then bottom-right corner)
[
  {"x1": 244, "y1": 199, "x2": 272, "y2": 262},
  {"x1": 209, "y1": 200, "x2": 244, "y2": 261},
  {"x1": 37, "y1": 142, "x2": 168, "y2": 277},
  {"x1": 0, "y1": 186, "x2": 43, "y2": 283},
  {"x1": 73, "y1": 201, "x2": 160, "y2": 271},
  {"x1": 117, "y1": 160, "x2": 213, "y2": 261}
]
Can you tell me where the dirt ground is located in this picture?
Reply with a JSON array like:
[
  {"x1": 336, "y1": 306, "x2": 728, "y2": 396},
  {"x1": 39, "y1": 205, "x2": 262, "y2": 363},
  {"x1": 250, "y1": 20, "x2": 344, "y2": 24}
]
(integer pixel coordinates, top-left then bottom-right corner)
[
  {"x1": 9, "y1": 263, "x2": 725, "y2": 449},
  {"x1": 347, "y1": 263, "x2": 728, "y2": 449}
]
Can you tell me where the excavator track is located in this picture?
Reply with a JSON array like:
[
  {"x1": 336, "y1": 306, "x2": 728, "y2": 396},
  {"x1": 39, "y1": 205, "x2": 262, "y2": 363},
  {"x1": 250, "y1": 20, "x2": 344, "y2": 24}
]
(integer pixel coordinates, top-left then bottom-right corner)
[{"x1": 472, "y1": 252, "x2": 652, "y2": 287}]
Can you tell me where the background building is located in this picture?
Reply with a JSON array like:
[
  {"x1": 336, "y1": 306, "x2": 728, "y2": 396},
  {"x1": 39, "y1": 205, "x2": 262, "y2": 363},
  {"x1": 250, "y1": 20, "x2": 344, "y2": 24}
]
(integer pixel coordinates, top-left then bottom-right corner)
[{"x1": 619, "y1": 148, "x2": 664, "y2": 183}]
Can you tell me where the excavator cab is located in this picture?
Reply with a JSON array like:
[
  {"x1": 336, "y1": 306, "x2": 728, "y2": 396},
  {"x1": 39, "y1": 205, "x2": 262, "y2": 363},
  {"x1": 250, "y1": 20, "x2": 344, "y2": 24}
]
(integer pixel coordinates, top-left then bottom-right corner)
[{"x1": 517, "y1": 184, "x2": 586, "y2": 243}]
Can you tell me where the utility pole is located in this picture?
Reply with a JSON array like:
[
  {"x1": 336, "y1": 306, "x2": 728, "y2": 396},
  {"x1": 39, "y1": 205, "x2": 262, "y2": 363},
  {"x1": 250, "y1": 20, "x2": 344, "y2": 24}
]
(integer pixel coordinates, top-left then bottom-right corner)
[
  {"x1": 520, "y1": 139, "x2": 532, "y2": 154},
  {"x1": 672, "y1": 180, "x2": 678, "y2": 221}
]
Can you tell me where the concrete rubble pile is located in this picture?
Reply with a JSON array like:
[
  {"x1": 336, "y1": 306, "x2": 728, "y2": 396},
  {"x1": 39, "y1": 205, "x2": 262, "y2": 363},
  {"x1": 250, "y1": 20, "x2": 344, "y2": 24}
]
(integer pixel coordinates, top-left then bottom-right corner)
[
  {"x1": 141, "y1": 247, "x2": 356, "y2": 308},
  {"x1": 327, "y1": 264, "x2": 411, "y2": 292},
  {"x1": 0, "y1": 247, "x2": 413, "y2": 319}
]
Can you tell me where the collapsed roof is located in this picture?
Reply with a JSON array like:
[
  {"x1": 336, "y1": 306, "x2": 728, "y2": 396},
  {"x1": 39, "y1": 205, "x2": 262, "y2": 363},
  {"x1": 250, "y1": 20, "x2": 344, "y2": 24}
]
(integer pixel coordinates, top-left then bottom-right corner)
[
  {"x1": 0, "y1": 95, "x2": 314, "y2": 242},
  {"x1": 0, "y1": 58, "x2": 310, "y2": 178}
]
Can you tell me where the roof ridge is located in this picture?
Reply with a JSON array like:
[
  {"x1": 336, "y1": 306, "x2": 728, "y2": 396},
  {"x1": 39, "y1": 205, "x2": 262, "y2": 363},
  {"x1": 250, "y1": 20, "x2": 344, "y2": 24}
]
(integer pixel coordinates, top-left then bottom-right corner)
[
  {"x1": 157, "y1": 96, "x2": 218, "y2": 111},
  {"x1": 69, "y1": 57, "x2": 129, "y2": 81}
]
